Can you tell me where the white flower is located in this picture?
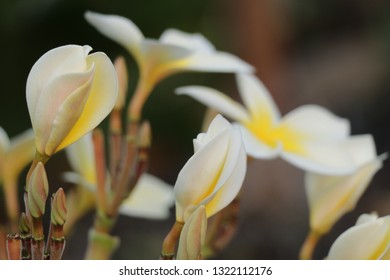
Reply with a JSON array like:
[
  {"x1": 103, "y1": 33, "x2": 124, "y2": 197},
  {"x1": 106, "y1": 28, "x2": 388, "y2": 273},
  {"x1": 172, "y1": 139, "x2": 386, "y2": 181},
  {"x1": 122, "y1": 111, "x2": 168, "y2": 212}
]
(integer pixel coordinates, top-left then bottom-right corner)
[
  {"x1": 174, "y1": 114, "x2": 246, "y2": 222},
  {"x1": 84, "y1": 11, "x2": 254, "y2": 90},
  {"x1": 327, "y1": 213, "x2": 390, "y2": 260},
  {"x1": 26, "y1": 45, "x2": 118, "y2": 156},
  {"x1": 177, "y1": 73, "x2": 360, "y2": 175}
]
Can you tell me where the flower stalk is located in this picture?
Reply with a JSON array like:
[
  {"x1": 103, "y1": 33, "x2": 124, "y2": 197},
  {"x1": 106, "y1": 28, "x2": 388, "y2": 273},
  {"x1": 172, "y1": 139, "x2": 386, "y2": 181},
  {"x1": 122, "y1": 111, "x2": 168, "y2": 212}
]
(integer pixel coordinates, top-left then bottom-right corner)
[
  {"x1": 161, "y1": 221, "x2": 184, "y2": 260},
  {"x1": 6, "y1": 233, "x2": 22, "y2": 260}
]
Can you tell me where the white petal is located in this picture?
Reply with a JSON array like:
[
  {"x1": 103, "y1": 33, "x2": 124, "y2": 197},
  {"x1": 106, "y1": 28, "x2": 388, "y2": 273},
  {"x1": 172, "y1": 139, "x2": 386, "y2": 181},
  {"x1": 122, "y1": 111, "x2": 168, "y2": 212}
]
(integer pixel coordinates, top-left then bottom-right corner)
[
  {"x1": 26, "y1": 45, "x2": 89, "y2": 125},
  {"x1": 236, "y1": 124, "x2": 280, "y2": 159},
  {"x1": 356, "y1": 213, "x2": 379, "y2": 226},
  {"x1": 341, "y1": 134, "x2": 377, "y2": 167},
  {"x1": 327, "y1": 216, "x2": 390, "y2": 259},
  {"x1": 160, "y1": 29, "x2": 215, "y2": 53},
  {"x1": 236, "y1": 73, "x2": 281, "y2": 125},
  {"x1": 183, "y1": 52, "x2": 254, "y2": 73},
  {"x1": 174, "y1": 130, "x2": 231, "y2": 222},
  {"x1": 202, "y1": 133, "x2": 247, "y2": 218},
  {"x1": 193, "y1": 114, "x2": 231, "y2": 152},
  {"x1": 280, "y1": 105, "x2": 350, "y2": 142},
  {"x1": 0, "y1": 127, "x2": 10, "y2": 155},
  {"x1": 305, "y1": 156, "x2": 383, "y2": 234},
  {"x1": 119, "y1": 173, "x2": 174, "y2": 219},
  {"x1": 84, "y1": 11, "x2": 144, "y2": 57},
  {"x1": 55, "y1": 51, "x2": 118, "y2": 152},
  {"x1": 176, "y1": 86, "x2": 250, "y2": 123},
  {"x1": 282, "y1": 142, "x2": 356, "y2": 175}
]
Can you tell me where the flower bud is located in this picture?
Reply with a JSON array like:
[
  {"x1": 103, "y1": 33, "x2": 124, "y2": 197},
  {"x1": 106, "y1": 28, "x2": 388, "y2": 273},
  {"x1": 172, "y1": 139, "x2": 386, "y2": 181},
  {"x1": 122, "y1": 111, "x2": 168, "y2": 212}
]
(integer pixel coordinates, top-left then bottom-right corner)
[
  {"x1": 51, "y1": 188, "x2": 67, "y2": 226},
  {"x1": 27, "y1": 162, "x2": 49, "y2": 218}
]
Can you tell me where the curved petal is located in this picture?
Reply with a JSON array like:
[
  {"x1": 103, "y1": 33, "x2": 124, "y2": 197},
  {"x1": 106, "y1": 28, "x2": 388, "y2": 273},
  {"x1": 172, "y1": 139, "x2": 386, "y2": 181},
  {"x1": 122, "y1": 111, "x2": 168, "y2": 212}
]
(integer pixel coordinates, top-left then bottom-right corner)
[
  {"x1": 280, "y1": 105, "x2": 350, "y2": 142},
  {"x1": 202, "y1": 134, "x2": 247, "y2": 218},
  {"x1": 327, "y1": 216, "x2": 390, "y2": 260},
  {"x1": 26, "y1": 45, "x2": 89, "y2": 121},
  {"x1": 306, "y1": 156, "x2": 383, "y2": 234},
  {"x1": 236, "y1": 73, "x2": 280, "y2": 126},
  {"x1": 119, "y1": 173, "x2": 174, "y2": 219},
  {"x1": 176, "y1": 86, "x2": 250, "y2": 123},
  {"x1": 182, "y1": 52, "x2": 254, "y2": 74},
  {"x1": 0, "y1": 127, "x2": 10, "y2": 162},
  {"x1": 174, "y1": 130, "x2": 230, "y2": 222},
  {"x1": 281, "y1": 142, "x2": 356, "y2": 175},
  {"x1": 34, "y1": 68, "x2": 95, "y2": 155},
  {"x1": 237, "y1": 124, "x2": 280, "y2": 159},
  {"x1": 160, "y1": 29, "x2": 215, "y2": 53},
  {"x1": 342, "y1": 134, "x2": 376, "y2": 167},
  {"x1": 55, "y1": 52, "x2": 118, "y2": 152},
  {"x1": 84, "y1": 11, "x2": 144, "y2": 58}
]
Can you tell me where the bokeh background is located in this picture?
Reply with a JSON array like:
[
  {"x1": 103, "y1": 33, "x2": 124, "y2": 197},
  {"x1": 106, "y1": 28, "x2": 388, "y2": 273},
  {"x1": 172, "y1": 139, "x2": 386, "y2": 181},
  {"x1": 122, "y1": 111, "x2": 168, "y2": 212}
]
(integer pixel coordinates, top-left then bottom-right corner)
[{"x1": 1, "y1": 0, "x2": 390, "y2": 259}]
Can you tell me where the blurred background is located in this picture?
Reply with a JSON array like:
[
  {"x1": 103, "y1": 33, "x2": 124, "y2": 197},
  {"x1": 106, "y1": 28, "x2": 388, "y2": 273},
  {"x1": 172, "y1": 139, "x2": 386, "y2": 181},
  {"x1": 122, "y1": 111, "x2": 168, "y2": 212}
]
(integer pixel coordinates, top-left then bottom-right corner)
[{"x1": 0, "y1": 0, "x2": 389, "y2": 259}]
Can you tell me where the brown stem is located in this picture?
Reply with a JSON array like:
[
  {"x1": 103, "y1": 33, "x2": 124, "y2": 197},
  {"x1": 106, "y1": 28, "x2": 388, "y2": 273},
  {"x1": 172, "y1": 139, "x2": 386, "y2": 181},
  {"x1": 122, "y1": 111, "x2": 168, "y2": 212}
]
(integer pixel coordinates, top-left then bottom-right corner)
[
  {"x1": 31, "y1": 217, "x2": 44, "y2": 260},
  {"x1": 161, "y1": 221, "x2": 184, "y2": 260},
  {"x1": 0, "y1": 225, "x2": 7, "y2": 260},
  {"x1": 127, "y1": 78, "x2": 153, "y2": 121},
  {"x1": 92, "y1": 130, "x2": 108, "y2": 215},
  {"x1": 6, "y1": 234, "x2": 22, "y2": 260}
]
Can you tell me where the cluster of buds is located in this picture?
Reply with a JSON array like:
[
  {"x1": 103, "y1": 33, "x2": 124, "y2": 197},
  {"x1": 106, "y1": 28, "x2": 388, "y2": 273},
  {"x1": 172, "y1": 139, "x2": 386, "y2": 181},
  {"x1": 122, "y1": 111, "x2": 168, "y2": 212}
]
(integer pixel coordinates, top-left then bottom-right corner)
[{"x1": 5, "y1": 163, "x2": 67, "y2": 260}]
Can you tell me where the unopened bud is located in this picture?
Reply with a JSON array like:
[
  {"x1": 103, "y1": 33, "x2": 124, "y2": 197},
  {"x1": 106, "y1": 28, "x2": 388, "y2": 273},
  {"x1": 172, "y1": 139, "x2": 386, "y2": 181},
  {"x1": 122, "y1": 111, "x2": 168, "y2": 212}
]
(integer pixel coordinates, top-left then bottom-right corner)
[
  {"x1": 114, "y1": 56, "x2": 128, "y2": 110},
  {"x1": 27, "y1": 162, "x2": 49, "y2": 218},
  {"x1": 176, "y1": 205, "x2": 207, "y2": 260},
  {"x1": 51, "y1": 188, "x2": 67, "y2": 226}
]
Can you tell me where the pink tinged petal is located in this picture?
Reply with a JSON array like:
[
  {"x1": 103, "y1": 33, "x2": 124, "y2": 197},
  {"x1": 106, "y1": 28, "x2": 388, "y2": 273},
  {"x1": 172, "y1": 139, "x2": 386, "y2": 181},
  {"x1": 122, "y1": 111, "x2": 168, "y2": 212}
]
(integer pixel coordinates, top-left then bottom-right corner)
[
  {"x1": 160, "y1": 29, "x2": 215, "y2": 53},
  {"x1": 176, "y1": 205, "x2": 207, "y2": 260},
  {"x1": 280, "y1": 105, "x2": 350, "y2": 142},
  {"x1": 305, "y1": 156, "x2": 383, "y2": 234},
  {"x1": 84, "y1": 11, "x2": 144, "y2": 57},
  {"x1": 327, "y1": 216, "x2": 390, "y2": 260},
  {"x1": 236, "y1": 74, "x2": 281, "y2": 125},
  {"x1": 174, "y1": 130, "x2": 231, "y2": 222},
  {"x1": 26, "y1": 45, "x2": 90, "y2": 124},
  {"x1": 176, "y1": 86, "x2": 250, "y2": 123},
  {"x1": 118, "y1": 173, "x2": 174, "y2": 220},
  {"x1": 33, "y1": 67, "x2": 95, "y2": 155},
  {"x1": 236, "y1": 124, "x2": 280, "y2": 159},
  {"x1": 55, "y1": 52, "x2": 118, "y2": 153},
  {"x1": 183, "y1": 52, "x2": 255, "y2": 73},
  {"x1": 202, "y1": 130, "x2": 247, "y2": 218}
]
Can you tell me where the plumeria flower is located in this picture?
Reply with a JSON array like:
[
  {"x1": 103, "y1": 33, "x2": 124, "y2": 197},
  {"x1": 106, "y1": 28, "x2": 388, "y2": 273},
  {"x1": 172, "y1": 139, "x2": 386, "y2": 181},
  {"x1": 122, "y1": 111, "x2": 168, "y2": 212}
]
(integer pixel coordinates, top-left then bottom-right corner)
[
  {"x1": 327, "y1": 213, "x2": 390, "y2": 260},
  {"x1": 174, "y1": 114, "x2": 246, "y2": 223},
  {"x1": 84, "y1": 11, "x2": 254, "y2": 118},
  {"x1": 0, "y1": 127, "x2": 35, "y2": 224},
  {"x1": 305, "y1": 135, "x2": 385, "y2": 235},
  {"x1": 177, "y1": 73, "x2": 360, "y2": 175},
  {"x1": 63, "y1": 133, "x2": 174, "y2": 220},
  {"x1": 26, "y1": 44, "x2": 118, "y2": 158}
]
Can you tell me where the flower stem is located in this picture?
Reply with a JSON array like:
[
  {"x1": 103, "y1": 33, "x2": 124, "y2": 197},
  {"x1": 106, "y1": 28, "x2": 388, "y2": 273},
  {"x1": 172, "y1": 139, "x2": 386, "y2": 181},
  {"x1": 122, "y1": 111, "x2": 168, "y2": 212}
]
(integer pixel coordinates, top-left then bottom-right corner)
[
  {"x1": 6, "y1": 233, "x2": 21, "y2": 260},
  {"x1": 299, "y1": 230, "x2": 321, "y2": 260},
  {"x1": 161, "y1": 221, "x2": 184, "y2": 260},
  {"x1": 84, "y1": 229, "x2": 119, "y2": 260}
]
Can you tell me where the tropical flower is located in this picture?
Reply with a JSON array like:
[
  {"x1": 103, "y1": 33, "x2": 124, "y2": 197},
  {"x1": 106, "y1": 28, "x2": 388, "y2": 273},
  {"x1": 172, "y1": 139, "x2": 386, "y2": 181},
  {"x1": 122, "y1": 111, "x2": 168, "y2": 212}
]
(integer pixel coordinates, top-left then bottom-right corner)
[
  {"x1": 174, "y1": 114, "x2": 246, "y2": 223},
  {"x1": 327, "y1": 213, "x2": 390, "y2": 260},
  {"x1": 177, "y1": 73, "x2": 360, "y2": 175},
  {"x1": 305, "y1": 135, "x2": 385, "y2": 235},
  {"x1": 63, "y1": 133, "x2": 174, "y2": 221},
  {"x1": 26, "y1": 44, "x2": 118, "y2": 157},
  {"x1": 84, "y1": 11, "x2": 254, "y2": 118},
  {"x1": 176, "y1": 205, "x2": 207, "y2": 260}
]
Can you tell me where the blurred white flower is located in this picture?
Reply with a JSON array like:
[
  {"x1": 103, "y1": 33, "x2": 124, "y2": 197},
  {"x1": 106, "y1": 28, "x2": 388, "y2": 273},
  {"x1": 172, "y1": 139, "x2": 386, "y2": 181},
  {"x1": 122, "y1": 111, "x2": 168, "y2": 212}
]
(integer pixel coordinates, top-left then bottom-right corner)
[{"x1": 177, "y1": 73, "x2": 361, "y2": 175}]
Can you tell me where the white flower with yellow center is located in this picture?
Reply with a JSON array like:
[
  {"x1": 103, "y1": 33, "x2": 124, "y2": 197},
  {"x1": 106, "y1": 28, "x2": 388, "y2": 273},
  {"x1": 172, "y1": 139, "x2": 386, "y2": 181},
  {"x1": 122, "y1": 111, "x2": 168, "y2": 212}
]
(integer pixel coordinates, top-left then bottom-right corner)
[{"x1": 177, "y1": 73, "x2": 360, "y2": 175}]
